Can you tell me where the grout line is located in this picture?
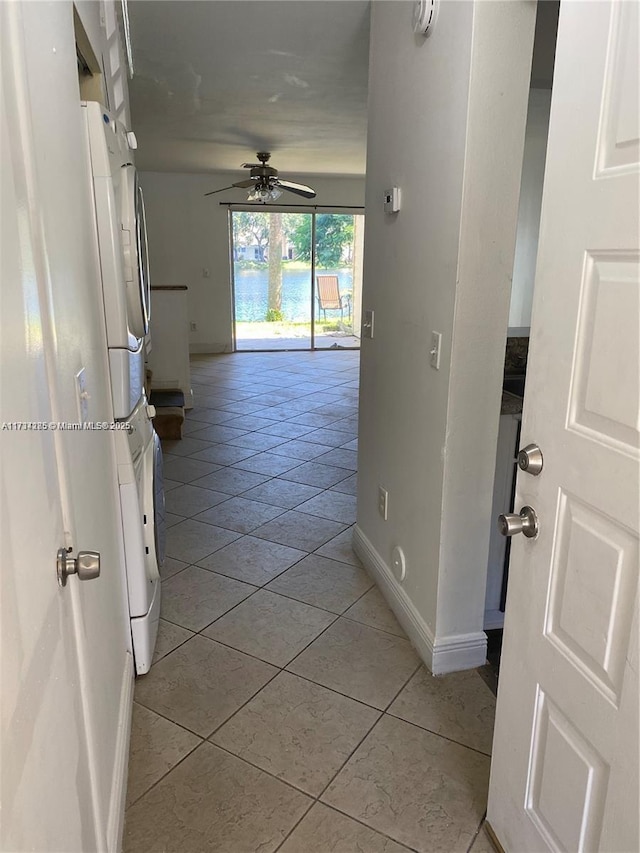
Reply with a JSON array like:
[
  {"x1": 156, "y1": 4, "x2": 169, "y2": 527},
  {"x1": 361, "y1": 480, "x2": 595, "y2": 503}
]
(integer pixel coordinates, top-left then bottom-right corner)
[
  {"x1": 383, "y1": 661, "x2": 424, "y2": 714},
  {"x1": 312, "y1": 709, "x2": 384, "y2": 803},
  {"x1": 282, "y1": 801, "x2": 422, "y2": 853},
  {"x1": 244, "y1": 584, "x2": 352, "y2": 617},
  {"x1": 124, "y1": 726, "x2": 204, "y2": 811},
  {"x1": 466, "y1": 813, "x2": 489, "y2": 853},
  {"x1": 271, "y1": 799, "x2": 317, "y2": 852},
  {"x1": 383, "y1": 709, "x2": 495, "y2": 759},
  {"x1": 205, "y1": 738, "x2": 317, "y2": 801},
  {"x1": 268, "y1": 668, "x2": 386, "y2": 715},
  {"x1": 131, "y1": 697, "x2": 204, "y2": 740},
  {"x1": 200, "y1": 665, "x2": 284, "y2": 742},
  {"x1": 195, "y1": 549, "x2": 310, "y2": 584},
  {"x1": 158, "y1": 563, "x2": 191, "y2": 583},
  {"x1": 340, "y1": 609, "x2": 414, "y2": 639},
  {"x1": 150, "y1": 626, "x2": 195, "y2": 664}
]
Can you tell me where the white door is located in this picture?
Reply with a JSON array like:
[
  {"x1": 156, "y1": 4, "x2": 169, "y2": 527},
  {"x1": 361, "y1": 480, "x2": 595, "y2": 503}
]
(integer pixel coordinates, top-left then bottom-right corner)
[
  {"x1": 488, "y1": 2, "x2": 639, "y2": 851},
  {"x1": 0, "y1": 56, "x2": 99, "y2": 853},
  {"x1": 1, "y1": 3, "x2": 133, "y2": 850}
]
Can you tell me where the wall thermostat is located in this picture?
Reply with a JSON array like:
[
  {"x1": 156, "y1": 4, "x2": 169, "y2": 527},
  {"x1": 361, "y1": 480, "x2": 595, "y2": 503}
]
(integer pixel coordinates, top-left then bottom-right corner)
[
  {"x1": 384, "y1": 187, "x2": 401, "y2": 214},
  {"x1": 413, "y1": 0, "x2": 439, "y2": 37}
]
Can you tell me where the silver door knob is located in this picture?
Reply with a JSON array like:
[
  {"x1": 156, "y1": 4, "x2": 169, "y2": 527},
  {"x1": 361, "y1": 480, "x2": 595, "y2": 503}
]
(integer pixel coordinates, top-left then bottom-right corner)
[
  {"x1": 498, "y1": 506, "x2": 539, "y2": 539},
  {"x1": 57, "y1": 548, "x2": 101, "y2": 587},
  {"x1": 518, "y1": 443, "x2": 543, "y2": 475}
]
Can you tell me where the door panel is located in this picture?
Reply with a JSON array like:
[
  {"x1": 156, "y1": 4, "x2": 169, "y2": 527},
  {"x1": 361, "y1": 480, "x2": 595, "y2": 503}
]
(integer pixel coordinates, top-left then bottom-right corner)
[
  {"x1": 313, "y1": 213, "x2": 364, "y2": 349},
  {"x1": 232, "y1": 210, "x2": 313, "y2": 351},
  {"x1": 488, "y1": 2, "x2": 639, "y2": 850},
  {"x1": 1, "y1": 3, "x2": 132, "y2": 850},
  {"x1": 0, "y1": 9, "x2": 96, "y2": 849}
]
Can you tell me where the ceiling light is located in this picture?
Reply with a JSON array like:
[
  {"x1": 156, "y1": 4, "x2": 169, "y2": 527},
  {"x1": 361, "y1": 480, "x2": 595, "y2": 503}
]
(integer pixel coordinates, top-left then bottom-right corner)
[{"x1": 247, "y1": 185, "x2": 283, "y2": 203}]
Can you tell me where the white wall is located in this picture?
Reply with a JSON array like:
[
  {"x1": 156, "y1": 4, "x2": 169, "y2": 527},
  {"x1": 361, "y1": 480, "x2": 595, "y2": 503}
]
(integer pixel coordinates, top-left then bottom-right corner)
[
  {"x1": 509, "y1": 88, "x2": 552, "y2": 330},
  {"x1": 355, "y1": 1, "x2": 535, "y2": 673},
  {"x1": 139, "y1": 171, "x2": 365, "y2": 353}
]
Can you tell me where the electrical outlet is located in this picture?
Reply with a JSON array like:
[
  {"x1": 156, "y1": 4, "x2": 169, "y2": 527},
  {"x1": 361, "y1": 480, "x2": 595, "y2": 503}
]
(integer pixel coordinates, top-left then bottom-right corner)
[
  {"x1": 430, "y1": 331, "x2": 442, "y2": 369},
  {"x1": 378, "y1": 485, "x2": 388, "y2": 520},
  {"x1": 202, "y1": 268, "x2": 210, "y2": 278},
  {"x1": 190, "y1": 322, "x2": 197, "y2": 332}
]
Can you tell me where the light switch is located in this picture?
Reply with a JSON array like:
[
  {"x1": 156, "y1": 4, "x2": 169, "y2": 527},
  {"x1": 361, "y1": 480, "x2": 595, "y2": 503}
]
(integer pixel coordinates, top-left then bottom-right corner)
[
  {"x1": 363, "y1": 309, "x2": 375, "y2": 339},
  {"x1": 75, "y1": 368, "x2": 90, "y2": 424},
  {"x1": 430, "y1": 331, "x2": 442, "y2": 369},
  {"x1": 378, "y1": 486, "x2": 388, "y2": 520}
]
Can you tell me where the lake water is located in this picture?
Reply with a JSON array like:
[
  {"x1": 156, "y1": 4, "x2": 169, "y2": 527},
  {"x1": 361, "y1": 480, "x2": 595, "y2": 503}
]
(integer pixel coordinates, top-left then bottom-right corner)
[{"x1": 234, "y1": 266, "x2": 353, "y2": 322}]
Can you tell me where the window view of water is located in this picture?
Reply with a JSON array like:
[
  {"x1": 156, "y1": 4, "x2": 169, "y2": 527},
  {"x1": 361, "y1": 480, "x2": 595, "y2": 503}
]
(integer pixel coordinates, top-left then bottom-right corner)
[{"x1": 233, "y1": 266, "x2": 353, "y2": 323}]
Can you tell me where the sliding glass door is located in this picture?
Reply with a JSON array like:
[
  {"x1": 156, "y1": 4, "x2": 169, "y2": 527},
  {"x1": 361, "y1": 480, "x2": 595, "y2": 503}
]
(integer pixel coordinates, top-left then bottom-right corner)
[
  {"x1": 313, "y1": 212, "x2": 364, "y2": 349},
  {"x1": 231, "y1": 210, "x2": 363, "y2": 351}
]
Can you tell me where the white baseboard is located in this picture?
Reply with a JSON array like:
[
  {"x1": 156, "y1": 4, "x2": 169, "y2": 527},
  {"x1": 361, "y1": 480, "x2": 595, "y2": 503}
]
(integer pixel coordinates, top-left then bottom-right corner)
[
  {"x1": 189, "y1": 342, "x2": 232, "y2": 354},
  {"x1": 352, "y1": 526, "x2": 487, "y2": 675},
  {"x1": 107, "y1": 651, "x2": 134, "y2": 853}
]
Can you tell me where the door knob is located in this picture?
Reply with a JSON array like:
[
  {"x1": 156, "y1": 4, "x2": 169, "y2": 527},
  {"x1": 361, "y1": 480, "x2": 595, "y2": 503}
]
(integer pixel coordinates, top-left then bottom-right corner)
[
  {"x1": 57, "y1": 548, "x2": 101, "y2": 587},
  {"x1": 498, "y1": 506, "x2": 539, "y2": 539},
  {"x1": 518, "y1": 443, "x2": 543, "y2": 475}
]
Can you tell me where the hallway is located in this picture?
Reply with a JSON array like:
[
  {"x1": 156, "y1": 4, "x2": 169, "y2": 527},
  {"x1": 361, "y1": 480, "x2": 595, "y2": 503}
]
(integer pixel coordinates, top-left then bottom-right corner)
[{"x1": 125, "y1": 351, "x2": 496, "y2": 853}]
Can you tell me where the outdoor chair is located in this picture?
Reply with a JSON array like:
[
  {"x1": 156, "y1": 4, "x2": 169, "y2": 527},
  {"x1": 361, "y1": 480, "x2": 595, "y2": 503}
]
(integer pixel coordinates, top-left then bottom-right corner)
[{"x1": 316, "y1": 275, "x2": 352, "y2": 321}]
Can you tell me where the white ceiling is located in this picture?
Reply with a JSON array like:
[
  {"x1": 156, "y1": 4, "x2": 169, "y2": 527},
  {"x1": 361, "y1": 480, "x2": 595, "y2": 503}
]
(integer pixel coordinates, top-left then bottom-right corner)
[{"x1": 127, "y1": 1, "x2": 371, "y2": 176}]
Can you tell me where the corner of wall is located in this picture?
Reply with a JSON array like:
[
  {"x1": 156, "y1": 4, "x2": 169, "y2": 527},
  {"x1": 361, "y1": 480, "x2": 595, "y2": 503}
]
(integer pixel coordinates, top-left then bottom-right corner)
[
  {"x1": 353, "y1": 526, "x2": 487, "y2": 674},
  {"x1": 437, "y1": 0, "x2": 537, "y2": 640}
]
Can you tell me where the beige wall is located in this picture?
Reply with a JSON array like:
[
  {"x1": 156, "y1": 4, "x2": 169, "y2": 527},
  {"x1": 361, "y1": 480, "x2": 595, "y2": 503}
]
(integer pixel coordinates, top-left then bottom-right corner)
[
  {"x1": 356, "y1": 1, "x2": 535, "y2": 672},
  {"x1": 139, "y1": 171, "x2": 365, "y2": 353}
]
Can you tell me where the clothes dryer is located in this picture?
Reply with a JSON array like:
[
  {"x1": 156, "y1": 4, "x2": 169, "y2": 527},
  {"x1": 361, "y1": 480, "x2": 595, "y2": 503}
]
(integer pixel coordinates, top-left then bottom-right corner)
[{"x1": 83, "y1": 102, "x2": 163, "y2": 673}]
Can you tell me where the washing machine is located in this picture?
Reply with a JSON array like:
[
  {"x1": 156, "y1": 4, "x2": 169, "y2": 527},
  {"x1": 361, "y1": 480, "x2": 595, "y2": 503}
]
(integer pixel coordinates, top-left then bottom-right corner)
[
  {"x1": 116, "y1": 397, "x2": 165, "y2": 673},
  {"x1": 82, "y1": 101, "x2": 163, "y2": 674}
]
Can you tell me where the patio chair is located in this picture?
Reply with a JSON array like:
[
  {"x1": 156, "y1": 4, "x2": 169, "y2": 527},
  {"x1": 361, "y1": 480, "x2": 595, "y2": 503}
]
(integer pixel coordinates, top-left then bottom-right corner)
[{"x1": 316, "y1": 275, "x2": 352, "y2": 321}]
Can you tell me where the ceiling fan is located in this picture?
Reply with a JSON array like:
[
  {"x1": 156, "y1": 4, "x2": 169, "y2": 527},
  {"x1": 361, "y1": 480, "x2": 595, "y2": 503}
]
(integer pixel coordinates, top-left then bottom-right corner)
[{"x1": 204, "y1": 152, "x2": 316, "y2": 202}]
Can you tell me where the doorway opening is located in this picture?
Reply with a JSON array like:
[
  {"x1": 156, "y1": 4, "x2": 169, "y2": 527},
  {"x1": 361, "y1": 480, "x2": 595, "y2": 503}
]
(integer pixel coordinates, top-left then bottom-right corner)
[{"x1": 230, "y1": 209, "x2": 364, "y2": 352}]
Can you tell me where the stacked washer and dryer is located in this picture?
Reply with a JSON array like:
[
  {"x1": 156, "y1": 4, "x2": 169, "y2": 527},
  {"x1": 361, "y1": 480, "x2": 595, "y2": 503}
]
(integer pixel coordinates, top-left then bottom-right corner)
[{"x1": 82, "y1": 101, "x2": 164, "y2": 675}]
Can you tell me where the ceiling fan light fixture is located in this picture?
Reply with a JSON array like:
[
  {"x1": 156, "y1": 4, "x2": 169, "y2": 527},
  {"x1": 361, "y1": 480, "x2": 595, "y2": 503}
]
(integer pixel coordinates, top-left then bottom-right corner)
[
  {"x1": 247, "y1": 184, "x2": 282, "y2": 203},
  {"x1": 204, "y1": 154, "x2": 315, "y2": 201}
]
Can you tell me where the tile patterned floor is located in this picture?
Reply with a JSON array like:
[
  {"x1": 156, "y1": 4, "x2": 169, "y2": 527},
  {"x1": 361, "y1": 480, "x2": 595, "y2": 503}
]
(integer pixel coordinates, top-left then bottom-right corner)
[{"x1": 125, "y1": 351, "x2": 496, "y2": 853}]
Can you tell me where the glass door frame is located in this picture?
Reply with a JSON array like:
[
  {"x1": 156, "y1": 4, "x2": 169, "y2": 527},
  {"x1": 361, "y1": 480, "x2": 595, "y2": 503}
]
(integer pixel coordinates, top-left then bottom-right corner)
[{"x1": 226, "y1": 203, "x2": 364, "y2": 353}]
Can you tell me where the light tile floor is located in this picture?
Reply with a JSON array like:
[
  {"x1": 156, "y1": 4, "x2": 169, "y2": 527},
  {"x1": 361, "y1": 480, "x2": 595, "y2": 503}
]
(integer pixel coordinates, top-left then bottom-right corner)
[{"x1": 125, "y1": 351, "x2": 497, "y2": 853}]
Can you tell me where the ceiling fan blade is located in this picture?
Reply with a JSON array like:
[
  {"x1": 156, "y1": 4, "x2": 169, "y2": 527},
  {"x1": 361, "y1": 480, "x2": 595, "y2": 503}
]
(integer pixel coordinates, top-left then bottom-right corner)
[
  {"x1": 232, "y1": 179, "x2": 256, "y2": 188},
  {"x1": 275, "y1": 180, "x2": 316, "y2": 199},
  {"x1": 203, "y1": 185, "x2": 238, "y2": 197},
  {"x1": 241, "y1": 163, "x2": 260, "y2": 169}
]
